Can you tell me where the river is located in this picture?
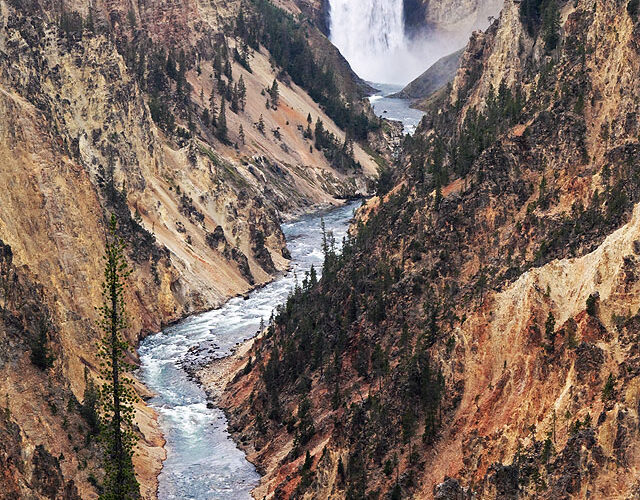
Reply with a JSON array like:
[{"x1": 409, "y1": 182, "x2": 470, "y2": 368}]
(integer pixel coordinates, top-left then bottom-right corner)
[
  {"x1": 369, "y1": 82, "x2": 425, "y2": 135},
  {"x1": 138, "y1": 201, "x2": 360, "y2": 499}
]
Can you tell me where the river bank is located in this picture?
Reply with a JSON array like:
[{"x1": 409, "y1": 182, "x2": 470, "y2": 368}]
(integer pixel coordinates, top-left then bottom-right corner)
[{"x1": 138, "y1": 201, "x2": 361, "y2": 499}]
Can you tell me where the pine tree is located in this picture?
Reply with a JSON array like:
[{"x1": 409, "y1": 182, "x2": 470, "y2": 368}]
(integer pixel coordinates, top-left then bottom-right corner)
[
  {"x1": 238, "y1": 75, "x2": 247, "y2": 111},
  {"x1": 239, "y1": 124, "x2": 245, "y2": 145},
  {"x1": 602, "y1": 373, "x2": 615, "y2": 401},
  {"x1": 217, "y1": 77, "x2": 227, "y2": 96},
  {"x1": 217, "y1": 98, "x2": 228, "y2": 142},
  {"x1": 166, "y1": 51, "x2": 177, "y2": 81},
  {"x1": 304, "y1": 113, "x2": 313, "y2": 139},
  {"x1": 256, "y1": 114, "x2": 265, "y2": 134},
  {"x1": 545, "y1": 311, "x2": 556, "y2": 352},
  {"x1": 225, "y1": 82, "x2": 233, "y2": 103},
  {"x1": 97, "y1": 215, "x2": 140, "y2": 500},
  {"x1": 314, "y1": 119, "x2": 325, "y2": 150},
  {"x1": 86, "y1": 8, "x2": 95, "y2": 33},
  {"x1": 209, "y1": 88, "x2": 217, "y2": 127},
  {"x1": 231, "y1": 82, "x2": 240, "y2": 113},
  {"x1": 542, "y1": 0, "x2": 561, "y2": 51},
  {"x1": 201, "y1": 108, "x2": 210, "y2": 127},
  {"x1": 30, "y1": 310, "x2": 54, "y2": 370},
  {"x1": 0, "y1": 241, "x2": 15, "y2": 314},
  {"x1": 213, "y1": 53, "x2": 222, "y2": 79},
  {"x1": 269, "y1": 79, "x2": 279, "y2": 108}
]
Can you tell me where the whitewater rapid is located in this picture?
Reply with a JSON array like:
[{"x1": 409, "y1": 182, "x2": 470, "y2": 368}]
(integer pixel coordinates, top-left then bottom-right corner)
[{"x1": 138, "y1": 202, "x2": 360, "y2": 499}]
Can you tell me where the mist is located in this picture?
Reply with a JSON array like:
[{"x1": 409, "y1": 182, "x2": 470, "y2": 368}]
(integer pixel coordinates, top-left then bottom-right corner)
[{"x1": 328, "y1": 0, "x2": 504, "y2": 86}]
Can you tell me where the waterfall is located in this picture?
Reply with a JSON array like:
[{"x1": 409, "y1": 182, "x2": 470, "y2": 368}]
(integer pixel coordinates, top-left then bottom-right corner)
[
  {"x1": 328, "y1": 0, "x2": 409, "y2": 84},
  {"x1": 327, "y1": 0, "x2": 503, "y2": 86}
]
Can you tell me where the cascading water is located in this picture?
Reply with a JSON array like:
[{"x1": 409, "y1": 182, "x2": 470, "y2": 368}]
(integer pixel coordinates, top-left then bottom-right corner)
[
  {"x1": 328, "y1": 0, "x2": 408, "y2": 84},
  {"x1": 138, "y1": 202, "x2": 361, "y2": 499},
  {"x1": 328, "y1": 0, "x2": 428, "y2": 131},
  {"x1": 328, "y1": 0, "x2": 501, "y2": 86},
  {"x1": 328, "y1": 0, "x2": 500, "y2": 132}
]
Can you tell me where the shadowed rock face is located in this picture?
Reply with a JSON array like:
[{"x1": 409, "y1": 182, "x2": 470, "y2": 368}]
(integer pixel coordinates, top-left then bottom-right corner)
[
  {"x1": 0, "y1": 409, "x2": 80, "y2": 500},
  {"x1": 403, "y1": 0, "x2": 429, "y2": 36},
  {"x1": 392, "y1": 48, "x2": 463, "y2": 100}
]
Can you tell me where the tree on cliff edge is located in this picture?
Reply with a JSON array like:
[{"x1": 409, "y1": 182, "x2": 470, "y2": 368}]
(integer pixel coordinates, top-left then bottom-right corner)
[{"x1": 97, "y1": 215, "x2": 140, "y2": 499}]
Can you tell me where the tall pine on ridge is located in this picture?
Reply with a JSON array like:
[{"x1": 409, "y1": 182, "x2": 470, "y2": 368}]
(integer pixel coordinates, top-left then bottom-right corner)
[{"x1": 97, "y1": 215, "x2": 140, "y2": 499}]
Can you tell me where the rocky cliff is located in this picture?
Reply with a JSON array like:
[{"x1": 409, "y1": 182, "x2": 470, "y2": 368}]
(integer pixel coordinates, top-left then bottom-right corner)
[
  {"x1": 0, "y1": 0, "x2": 378, "y2": 496},
  {"x1": 392, "y1": 48, "x2": 463, "y2": 101},
  {"x1": 404, "y1": 0, "x2": 504, "y2": 35},
  {"x1": 215, "y1": 0, "x2": 640, "y2": 498}
]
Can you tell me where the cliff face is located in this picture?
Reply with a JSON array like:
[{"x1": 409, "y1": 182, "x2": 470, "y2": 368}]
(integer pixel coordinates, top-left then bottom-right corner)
[
  {"x1": 217, "y1": 0, "x2": 640, "y2": 498},
  {"x1": 0, "y1": 0, "x2": 377, "y2": 496},
  {"x1": 392, "y1": 48, "x2": 463, "y2": 101},
  {"x1": 404, "y1": 0, "x2": 504, "y2": 34}
]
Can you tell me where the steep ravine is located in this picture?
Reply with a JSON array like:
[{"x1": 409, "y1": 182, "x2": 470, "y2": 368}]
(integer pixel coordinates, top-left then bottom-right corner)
[
  {"x1": 216, "y1": 0, "x2": 640, "y2": 498},
  {"x1": 142, "y1": 201, "x2": 360, "y2": 499},
  {"x1": 0, "y1": 0, "x2": 380, "y2": 496}
]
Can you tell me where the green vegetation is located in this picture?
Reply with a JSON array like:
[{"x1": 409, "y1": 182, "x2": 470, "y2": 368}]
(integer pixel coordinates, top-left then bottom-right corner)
[
  {"x1": 405, "y1": 80, "x2": 524, "y2": 195},
  {"x1": 30, "y1": 311, "x2": 55, "y2": 370},
  {"x1": 0, "y1": 240, "x2": 56, "y2": 370},
  {"x1": 544, "y1": 311, "x2": 556, "y2": 353},
  {"x1": 601, "y1": 373, "x2": 615, "y2": 401},
  {"x1": 59, "y1": 10, "x2": 84, "y2": 37},
  {"x1": 314, "y1": 118, "x2": 362, "y2": 172},
  {"x1": 0, "y1": 241, "x2": 15, "y2": 313},
  {"x1": 586, "y1": 293, "x2": 598, "y2": 317},
  {"x1": 236, "y1": 0, "x2": 378, "y2": 141},
  {"x1": 245, "y1": 193, "x2": 445, "y2": 496},
  {"x1": 256, "y1": 114, "x2": 265, "y2": 134},
  {"x1": 217, "y1": 98, "x2": 228, "y2": 143},
  {"x1": 454, "y1": 83, "x2": 524, "y2": 177},
  {"x1": 541, "y1": 432, "x2": 554, "y2": 462},
  {"x1": 520, "y1": 0, "x2": 561, "y2": 51},
  {"x1": 96, "y1": 215, "x2": 140, "y2": 500},
  {"x1": 375, "y1": 165, "x2": 394, "y2": 196},
  {"x1": 148, "y1": 94, "x2": 175, "y2": 132},
  {"x1": 268, "y1": 79, "x2": 279, "y2": 108}
]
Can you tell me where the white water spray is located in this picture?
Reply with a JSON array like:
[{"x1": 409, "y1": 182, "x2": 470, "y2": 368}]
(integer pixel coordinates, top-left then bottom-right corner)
[
  {"x1": 328, "y1": 0, "x2": 503, "y2": 86},
  {"x1": 328, "y1": 0, "x2": 409, "y2": 84}
]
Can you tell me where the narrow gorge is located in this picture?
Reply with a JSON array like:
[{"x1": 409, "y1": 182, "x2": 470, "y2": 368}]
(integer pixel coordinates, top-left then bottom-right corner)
[
  {"x1": 2, "y1": 0, "x2": 640, "y2": 499},
  {"x1": 140, "y1": 202, "x2": 360, "y2": 499}
]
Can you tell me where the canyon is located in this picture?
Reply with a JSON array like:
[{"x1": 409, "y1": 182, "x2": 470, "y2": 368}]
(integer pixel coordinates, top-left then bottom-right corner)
[
  {"x1": 0, "y1": 0, "x2": 379, "y2": 497},
  {"x1": 2, "y1": 0, "x2": 640, "y2": 499},
  {"x1": 212, "y1": 0, "x2": 640, "y2": 498}
]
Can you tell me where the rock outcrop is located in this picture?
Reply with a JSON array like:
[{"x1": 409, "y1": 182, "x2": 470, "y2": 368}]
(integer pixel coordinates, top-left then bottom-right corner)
[
  {"x1": 392, "y1": 48, "x2": 463, "y2": 101},
  {"x1": 405, "y1": 0, "x2": 504, "y2": 34}
]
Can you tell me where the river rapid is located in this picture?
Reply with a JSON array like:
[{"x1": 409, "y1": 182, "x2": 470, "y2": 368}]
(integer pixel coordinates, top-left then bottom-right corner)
[{"x1": 138, "y1": 201, "x2": 360, "y2": 499}]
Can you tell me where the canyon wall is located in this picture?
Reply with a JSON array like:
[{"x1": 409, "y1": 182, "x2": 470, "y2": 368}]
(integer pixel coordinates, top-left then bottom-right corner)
[
  {"x1": 217, "y1": 0, "x2": 640, "y2": 498},
  {"x1": 0, "y1": 0, "x2": 377, "y2": 496}
]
